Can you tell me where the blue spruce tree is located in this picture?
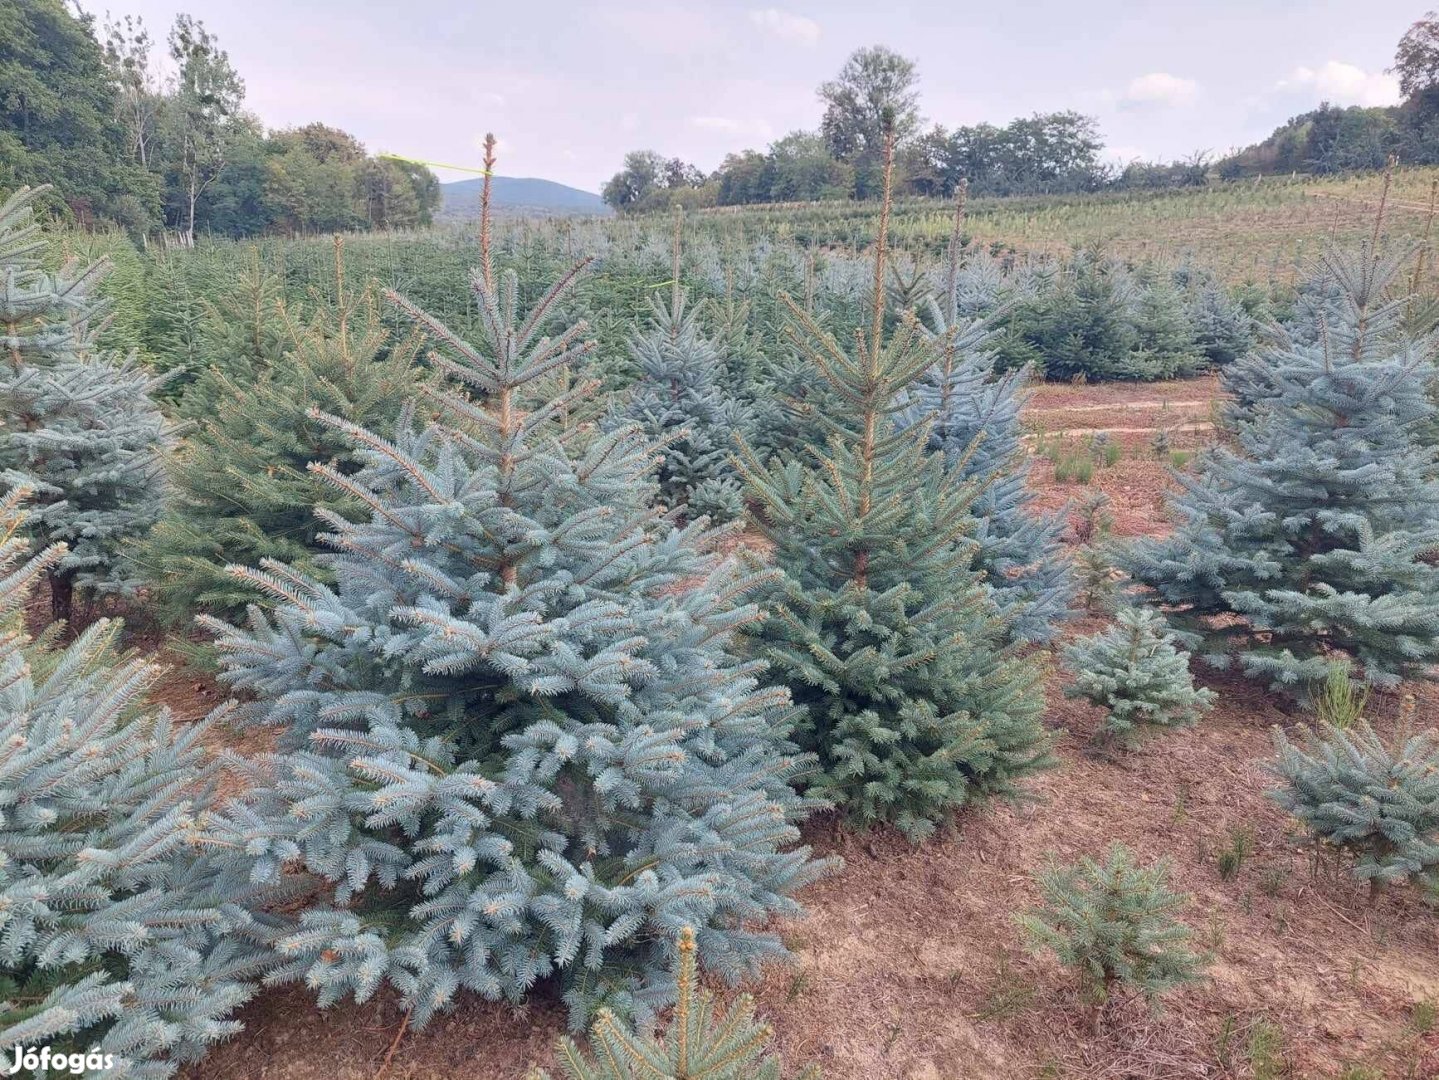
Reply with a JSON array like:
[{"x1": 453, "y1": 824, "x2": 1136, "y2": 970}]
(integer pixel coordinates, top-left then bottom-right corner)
[
  {"x1": 0, "y1": 185, "x2": 174, "y2": 624},
  {"x1": 609, "y1": 291, "x2": 751, "y2": 523},
  {"x1": 204, "y1": 154, "x2": 831, "y2": 1032},
  {"x1": 1122, "y1": 246, "x2": 1439, "y2": 696},
  {"x1": 0, "y1": 487, "x2": 271, "y2": 1077},
  {"x1": 900, "y1": 192, "x2": 1073, "y2": 643},
  {"x1": 609, "y1": 219, "x2": 753, "y2": 523},
  {"x1": 736, "y1": 127, "x2": 1052, "y2": 841}
]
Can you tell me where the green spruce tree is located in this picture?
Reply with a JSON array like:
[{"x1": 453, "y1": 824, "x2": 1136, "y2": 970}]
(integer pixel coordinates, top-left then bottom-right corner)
[
  {"x1": 736, "y1": 126, "x2": 1051, "y2": 841},
  {"x1": 1031, "y1": 253, "x2": 1138, "y2": 382},
  {"x1": 1122, "y1": 246, "x2": 1439, "y2": 696},
  {"x1": 0, "y1": 185, "x2": 174, "y2": 624},
  {"x1": 1128, "y1": 272, "x2": 1204, "y2": 379},
  {"x1": 170, "y1": 254, "x2": 295, "y2": 414},
  {"x1": 134, "y1": 239, "x2": 423, "y2": 625}
]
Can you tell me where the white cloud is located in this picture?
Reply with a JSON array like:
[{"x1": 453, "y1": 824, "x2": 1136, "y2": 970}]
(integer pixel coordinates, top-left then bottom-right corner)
[
  {"x1": 1276, "y1": 61, "x2": 1400, "y2": 108},
  {"x1": 748, "y1": 8, "x2": 820, "y2": 46},
  {"x1": 1121, "y1": 72, "x2": 1200, "y2": 108}
]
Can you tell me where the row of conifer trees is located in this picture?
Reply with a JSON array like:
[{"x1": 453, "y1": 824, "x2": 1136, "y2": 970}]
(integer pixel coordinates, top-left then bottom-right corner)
[{"x1": 2, "y1": 121, "x2": 1438, "y2": 1074}]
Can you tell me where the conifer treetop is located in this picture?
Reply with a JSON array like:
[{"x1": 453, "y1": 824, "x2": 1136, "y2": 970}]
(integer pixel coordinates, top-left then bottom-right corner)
[{"x1": 737, "y1": 129, "x2": 982, "y2": 593}]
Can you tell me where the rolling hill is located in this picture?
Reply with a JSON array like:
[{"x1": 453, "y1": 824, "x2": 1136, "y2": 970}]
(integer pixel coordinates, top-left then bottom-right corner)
[{"x1": 439, "y1": 176, "x2": 609, "y2": 218}]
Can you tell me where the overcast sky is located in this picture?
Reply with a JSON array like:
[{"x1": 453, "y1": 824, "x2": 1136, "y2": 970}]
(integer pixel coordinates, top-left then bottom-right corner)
[{"x1": 107, "y1": 0, "x2": 1422, "y2": 192}]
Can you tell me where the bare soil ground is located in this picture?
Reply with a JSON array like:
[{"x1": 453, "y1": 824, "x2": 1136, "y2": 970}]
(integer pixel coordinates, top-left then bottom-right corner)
[{"x1": 174, "y1": 376, "x2": 1439, "y2": 1080}]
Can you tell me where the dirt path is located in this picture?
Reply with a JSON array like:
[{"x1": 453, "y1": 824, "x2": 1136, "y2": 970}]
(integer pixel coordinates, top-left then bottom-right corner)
[
  {"x1": 1023, "y1": 422, "x2": 1215, "y2": 438},
  {"x1": 1027, "y1": 398, "x2": 1215, "y2": 414}
]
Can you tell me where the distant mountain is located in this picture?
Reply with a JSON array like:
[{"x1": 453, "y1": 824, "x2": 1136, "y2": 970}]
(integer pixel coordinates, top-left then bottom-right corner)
[{"x1": 439, "y1": 176, "x2": 610, "y2": 218}]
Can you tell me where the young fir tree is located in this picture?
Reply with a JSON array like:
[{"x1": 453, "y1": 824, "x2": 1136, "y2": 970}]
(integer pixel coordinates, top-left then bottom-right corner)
[
  {"x1": 1031, "y1": 254, "x2": 1138, "y2": 382},
  {"x1": 1268, "y1": 713, "x2": 1439, "y2": 901},
  {"x1": 1121, "y1": 246, "x2": 1439, "y2": 696},
  {"x1": 1184, "y1": 279, "x2": 1255, "y2": 367},
  {"x1": 1126, "y1": 272, "x2": 1204, "y2": 380},
  {"x1": 1062, "y1": 606, "x2": 1216, "y2": 750},
  {"x1": 736, "y1": 127, "x2": 1051, "y2": 841},
  {"x1": 170, "y1": 257, "x2": 296, "y2": 416},
  {"x1": 532, "y1": 927, "x2": 818, "y2": 1080},
  {"x1": 0, "y1": 185, "x2": 174, "y2": 624},
  {"x1": 747, "y1": 304, "x2": 845, "y2": 463},
  {"x1": 609, "y1": 218, "x2": 753, "y2": 523},
  {"x1": 609, "y1": 295, "x2": 749, "y2": 522},
  {"x1": 134, "y1": 240, "x2": 424, "y2": 625},
  {"x1": 0, "y1": 487, "x2": 272, "y2": 1077},
  {"x1": 1015, "y1": 844, "x2": 1204, "y2": 1006},
  {"x1": 900, "y1": 189, "x2": 1073, "y2": 643},
  {"x1": 204, "y1": 145, "x2": 830, "y2": 1031}
]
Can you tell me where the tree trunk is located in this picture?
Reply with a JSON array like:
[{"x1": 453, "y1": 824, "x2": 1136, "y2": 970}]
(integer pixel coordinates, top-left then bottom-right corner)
[
  {"x1": 48, "y1": 570, "x2": 73, "y2": 629},
  {"x1": 186, "y1": 173, "x2": 198, "y2": 244}
]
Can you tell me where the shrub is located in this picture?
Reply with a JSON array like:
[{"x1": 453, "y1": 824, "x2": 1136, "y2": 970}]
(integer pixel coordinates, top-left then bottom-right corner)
[
  {"x1": 1016, "y1": 844, "x2": 1204, "y2": 1004},
  {"x1": 1062, "y1": 606, "x2": 1216, "y2": 749},
  {"x1": 1054, "y1": 452, "x2": 1094, "y2": 485},
  {"x1": 1268, "y1": 716, "x2": 1439, "y2": 900}
]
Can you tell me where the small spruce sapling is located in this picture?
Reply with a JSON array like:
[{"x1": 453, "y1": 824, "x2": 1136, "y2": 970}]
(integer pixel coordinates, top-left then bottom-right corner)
[
  {"x1": 1071, "y1": 493, "x2": 1120, "y2": 615},
  {"x1": 1016, "y1": 843, "x2": 1204, "y2": 1006},
  {"x1": 1062, "y1": 606, "x2": 1216, "y2": 749},
  {"x1": 1268, "y1": 711, "x2": 1439, "y2": 902},
  {"x1": 531, "y1": 927, "x2": 819, "y2": 1080}
]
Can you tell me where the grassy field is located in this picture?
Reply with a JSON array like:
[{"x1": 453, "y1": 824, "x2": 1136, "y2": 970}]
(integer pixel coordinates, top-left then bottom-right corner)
[{"x1": 695, "y1": 167, "x2": 1439, "y2": 284}]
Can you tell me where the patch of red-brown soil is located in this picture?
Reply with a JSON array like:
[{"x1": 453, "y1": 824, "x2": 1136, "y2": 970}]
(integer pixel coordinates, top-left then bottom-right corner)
[
  {"x1": 1027, "y1": 374, "x2": 1224, "y2": 412},
  {"x1": 180, "y1": 375, "x2": 1439, "y2": 1080},
  {"x1": 1024, "y1": 375, "x2": 1226, "y2": 541}
]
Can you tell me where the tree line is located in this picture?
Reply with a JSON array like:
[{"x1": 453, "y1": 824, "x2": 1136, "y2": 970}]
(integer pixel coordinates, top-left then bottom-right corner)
[
  {"x1": 604, "y1": 14, "x2": 1439, "y2": 213},
  {"x1": 602, "y1": 47, "x2": 1127, "y2": 212},
  {"x1": 0, "y1": 0, "x2": 439, "y2": 238},
  {"x1": 1220, "y1": 13, "x2": 1439, "y2": 177}
]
